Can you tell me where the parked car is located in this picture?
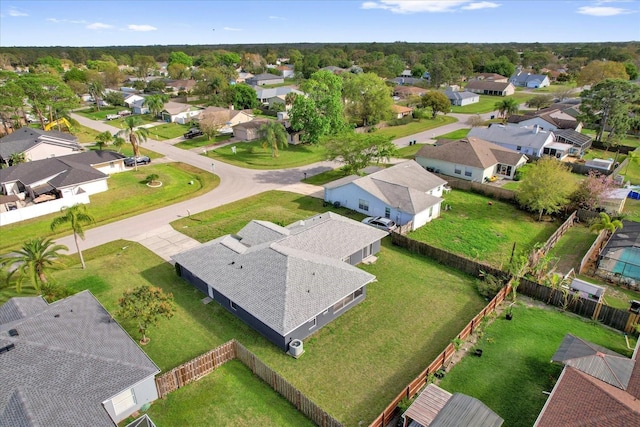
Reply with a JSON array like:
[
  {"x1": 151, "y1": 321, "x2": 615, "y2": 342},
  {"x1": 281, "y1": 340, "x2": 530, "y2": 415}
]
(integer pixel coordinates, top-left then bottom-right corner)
[
  {"x1": 361, "y1": 216, "x2": 397, "y2": 232},
  {"x1": 106, "y1": 114, "x2": 120, "y2": 121},
  {"x1": 184, "y1": 128, "x2": 204, "y2": 139},
  {"x1": 118, "y1": 110, "x2": 132, "y2": 117},
  {"x1": 124, "y1": 156, "x2": 151, "y2": 166}
]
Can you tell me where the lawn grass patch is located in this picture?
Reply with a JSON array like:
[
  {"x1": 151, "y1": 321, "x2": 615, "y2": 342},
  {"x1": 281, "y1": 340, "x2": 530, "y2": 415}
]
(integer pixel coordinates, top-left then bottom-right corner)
[
  {"x1": 546, "y1": 224, "x2": 596, "y2": 274},
  {"x1": 173, "y1": 134, "x2": 232, "y2": 149},
  {"x1": 436, "y1": 128, "x2": 470, "y2": 140},
  {"x1": 408, "y1": 189, "x2": 557, "y2": 266},
  {"x1": 623, "y1": 198, "x2": 640, "y2": 222},
  {"x1": 71, "y1": 123, "x2": 101, "y2": 143},
  {"x1": 439, "y1": 304, "x2": 633, "y2": 427},
  {"x1": 451, "y1": 93, "x2": 533, "y2": 114},
  {"x1": 141, "y1": 360, "x2": 315, "y2": 427},
  {"x1": 0, "y1": 163, "x2": 218, "y2": 253},
  {"x1": 146, "y1": 122, "x2": 192, "y2": 140},
  {"x1": 302, "y1": 168, "x2": 350, "y2": 185},
  {"x1": 376, "y1": 116, "x2": 458, "y2": 139},
  {"x1": 75, "y1": 107, "x2": 123, "y2": 121},
  {"x1": 205, "y1": 140, "x2": 327, "y2": 169},
  {"x1": 396, "y1": 143, "x2": 427, "y2": 159}
]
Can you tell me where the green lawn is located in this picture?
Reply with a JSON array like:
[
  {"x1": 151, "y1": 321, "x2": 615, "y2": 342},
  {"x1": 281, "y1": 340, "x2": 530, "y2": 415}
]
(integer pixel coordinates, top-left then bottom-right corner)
[
  {"x1": 75, "y1": 107, "x2": 124, "y2": 121},
  {"x1": 396, "y1": 143, "x2": 426, "y2": 159},
  {"x1": 146, "y1": 122, "x2": 192, "y2": 140},
  {"x1": 205, "y1": 140, "x2": 327, "y2": 170},
  {"x1": 376, "y1": 116, "x2": 458, "y2": 139},
  {"x1": 408, "y1": 189, "x2": 558, "y2": 267},
  {"x1": 582, "y1": 147, "x2": 626, "y2": 162},
  {"x1": 139, "y1": 360, "x2": 315, "y2": 427},
  {"x1": 439, "y1": 304, "x2": 633, "y2": 427},
  {"x1": 546, "y1": 224, "x2": 596, "y2": 274},
  {"x1": 173, "y1": 133, "x2": 233, "y2": 149},
  {"x1": 72, "y1": 123, "x2": 101, "y2": 143},
  {"x1": 108, "y1": 114, "x2": 160, "y2": 128},
  {"x1": 451, "y1": 93, "x2": 534, "y2": 114},
  {"x1": 0, "y1": 163, "x2": 218, "y2": 253},
  {"x1": 582, "y1": 129, "x2": 640, "y2": 149},
  {"x1": 623, "y1": 198, "x2": 640, "y2": 222},
  {"x1": 436, "y1": 128, "x2": 470, "y2": 140},
  {"x1": 302, "y1": 168, "x2": 350, "y2": 185}
]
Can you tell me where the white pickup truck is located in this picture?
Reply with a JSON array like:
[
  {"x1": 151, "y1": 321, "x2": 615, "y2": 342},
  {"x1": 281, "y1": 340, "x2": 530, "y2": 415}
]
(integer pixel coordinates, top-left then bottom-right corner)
[{"x1": 106, "y1": 114, "x2": 120, "y2": 121}]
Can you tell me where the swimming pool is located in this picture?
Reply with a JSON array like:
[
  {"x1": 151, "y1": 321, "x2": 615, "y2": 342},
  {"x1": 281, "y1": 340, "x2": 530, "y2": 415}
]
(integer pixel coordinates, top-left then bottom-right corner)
[{"x1": 611, "y1": 247, "x2": 640, "y2": 281}]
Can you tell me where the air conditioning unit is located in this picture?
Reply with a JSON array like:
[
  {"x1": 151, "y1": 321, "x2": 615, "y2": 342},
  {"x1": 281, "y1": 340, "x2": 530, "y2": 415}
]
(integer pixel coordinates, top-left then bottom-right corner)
[{"x1": 288, "y1": 339, "x2": 303, "y2": 358}]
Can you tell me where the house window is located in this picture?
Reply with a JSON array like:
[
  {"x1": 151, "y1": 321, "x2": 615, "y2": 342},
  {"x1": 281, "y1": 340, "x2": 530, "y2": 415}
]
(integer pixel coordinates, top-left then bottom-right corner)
[
  {"x1": 429, "y1": 206, "x2": 433, "y2": 217},
  {"x1": 385, "y1": 207, "x2": 391, "y2": 218},
  {"x1": 354, "y1": 287, "x2": 364, "y2": 298},
  {"x1": 454, "y1": 165, "x2": 462, "y2": 175},
  {"x1": 333, "y1": 288, "x2": 362, "y2": 313},
  {"x1": 464, "y1": 167, "x2": 472, "y2": 177},
  {"x1": 516, "y1": 146, "x2": 522, "y2": 151},
  {"x1": 309, "y1": 317, "x2": 317, "y2": 330},
  {"x1": 112, "y1": 388, "x2": 136, "y2": 416},
  {"x1": 230, "y1": 301, "x2": 237, "y2": 310},
  {"x1": 109, "y1": 161, "x2": 115, "y2": 168},
  {"x1": 358, "y1": 199, "x2": 369, "y2": 211}
]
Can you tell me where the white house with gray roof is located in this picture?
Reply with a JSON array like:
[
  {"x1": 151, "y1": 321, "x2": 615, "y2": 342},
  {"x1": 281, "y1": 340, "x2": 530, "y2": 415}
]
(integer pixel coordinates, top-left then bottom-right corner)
[
  {"x1": 172, "y1": 212, "x2": 385, "y2": 352},
  {"x1": 0, "y1": 291, "x2": 160, "y2": 426},
  {"x1": 324, "y1": 160, "x2": 447, "y2": 231},
  {"x1": 0, "y1": 127, "x2": 82, "y2": 166},
  {"x1": 468, "y1": 124, "x2": 573, "y2": 159},
  {"x1": 509, "y1": 72, "x2": 550, "y2": 88}
]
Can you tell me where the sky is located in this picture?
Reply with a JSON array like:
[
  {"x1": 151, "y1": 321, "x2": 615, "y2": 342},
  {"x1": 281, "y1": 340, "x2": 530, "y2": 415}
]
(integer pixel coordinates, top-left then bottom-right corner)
[{"x1": 1, "y1": 0, "x2": 639, "y2": 47}]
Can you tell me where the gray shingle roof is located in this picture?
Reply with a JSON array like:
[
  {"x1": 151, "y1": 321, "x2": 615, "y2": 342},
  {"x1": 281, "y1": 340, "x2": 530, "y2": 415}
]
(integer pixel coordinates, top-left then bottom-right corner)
[
  {"x1": 0, "y1": 291, "x2": 159, "y2": 427},
  {"x1": 417, "y1": 138, "x2": 526, "y2": 169},
  {"x1": 0, "y1": 128, "x2": 81, "y2": 160},
  {"x1": 172, "y1": 212, "x2": 381, "y2": 335},
  {"x1": 551, "y1": 334, "x2": 634, "y2": 390},
  {"x1": 468, "y1": 125, "x2": 553, "y2": 151},
  {"x1": 0, "y1": 150, "x2": 119, "y2": 189},
  {"x1": 464, "y1": 81, "x2": 513, "y2": 92},
  {"x1": 0, "y1": 296, "x2": 48, "y2": 326},
  {"x1": 444, "y1": 90, "x2": 478, "y2": 101}
]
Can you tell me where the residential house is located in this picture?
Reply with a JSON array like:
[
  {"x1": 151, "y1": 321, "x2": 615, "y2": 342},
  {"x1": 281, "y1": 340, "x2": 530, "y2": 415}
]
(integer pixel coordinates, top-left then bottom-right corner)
[
  {"x1": 172, "y1": 212, "x2": 385, "y2": 351},
  {"x1": 393, "y1": 86, "x2": 427, "y2": 99},
  {"x1": 391, "y1": 104, "x2": 414, "y2": 119},
  {"x1": 402, "y1": 384, "x2": 504, "y2": 427},
  {"x1": 233, "y1": 119, "x2": 270, "y2": 141},
  {"x1": 197, "y1": 106, "x2": 254, "y2": 128},
  {"x1": 164, "y1": 79, "x2": 197, "y2": 94},
  {"x1": 416, "y1": 137, "x2": 528, "y2": 182},
  {"x1": 534, "y1": 334, "x2": 640, "y2": 426},
  {"x1": 507, "y1": 106, "x2": 583, "y2": 132},
  {"x1": 276, "y1": 65, "x2": 295, "y2": 78},
  {"x1": 246, "y1": 73, "x2": 284, "y2": 86},
  {"x1": 255, "y1": 86, "x2": 303, "y2": 105},
  {"x1": 444, "y1": 88, "x2": 480, "y2": 106},
  {"x1": 131, "y1": 99, "x2": 150, "y2": 115},
  {"x1": 464, "y1": 81, "x2": 515, "y2": 96},
  {"x1": 509, "y1": 72, "x2": 551, "y2": 88},
  {"x1": 0, "y1": 291, "x2": 160, "y2": 425},
  {"x1": 160, "y1": 101, "x2": 203, "y2": 124},
  {"x1": 468, "y1": 124, "x2": 572, "y2": 159},
  {"x1": 399, "y1": 69, "x2": 413, "y2": 78},
  {"x1": 236, "y1": 72, "x2": 254, "y2": 83},
  {"x1": 390, "y1": 77, "x2": 429, "y2": 87},
  {"x1": 324, "y1": 160, "x2": 447, "y2": 231},
  {"x1": 0, "y1": 128, "x2": 82, "y2": 165},
  {"x1": 123, "y1": 94, "x2": 145, "y2": 109},
  {"x1": 472, "y1": 73, "x2": 508, "y2": 83}
]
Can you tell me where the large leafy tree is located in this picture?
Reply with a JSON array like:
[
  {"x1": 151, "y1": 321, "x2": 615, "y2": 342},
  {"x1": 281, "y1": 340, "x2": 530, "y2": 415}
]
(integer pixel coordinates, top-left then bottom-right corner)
[
  {"x1": 291, "y1": 70, "x2": 347, "y2": 144},
  {"x1": 324, "y1": 132, "x2": 397, "y2": 175},
  {"x1": 494, "y1": 98, "x2": 520, "y2": 122},
  {"x1": 342, "y1": 72, "x2": 393, "y2": 126},
  {"x1": 0, "y1": 73, "x2": 25, "y2": 134},
  {"x1": 132, "y1": 54, "x2": 156, "y2": 78},
  {"x1": 0, "y1": 237, "x2": 68, "y2": 293},
  {"x1": 226, "y1": 84, "x2": 258, "y2": 110},
  {"x1": 259, "y1": 121, "x2": 288, "y2": 157},
  {"x1": 117, "y1": 116, "x2": 149, "y2": 158},
  {"x1": 198, "y1": 109, "x2": 228, "y2": 140},
  {"x1": 580, "y1": 79, "x2": 640, "y2": 143},
  {"x1": 483, "y1": 56, "x2": 515, "y2": 78},
  {"x1": 577, "y1": 60, "x2": 629, "y2": 87},
  {"x1": 50, "y1": 204, "x2": 95, "y2": 269},
  {"x1": 516, "y1": 157, "x2": 578, "y2": 221},
  {"x1": 420, "y1": 91, "x2": 451, "y2": 119},
  {"x1": 18, "y1": 74, "x2": 78, "y2": 128},
  {"x1": 117, "y1": 285, "x2": 176, "y2": 344},
  {"x1": 168, "y1": 51, "x2": 193, "y2": 67}
]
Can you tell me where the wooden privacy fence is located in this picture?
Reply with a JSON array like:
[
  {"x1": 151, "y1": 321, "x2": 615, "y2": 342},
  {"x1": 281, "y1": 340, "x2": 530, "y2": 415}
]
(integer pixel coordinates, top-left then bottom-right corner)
[
  {"x1": 436, "y1": 174, "x2": 517, "y2": 202},
  {"x1": 539, "y1": 211, "x2": 577, "y2": 254},
  {"x1": 155, "y1": 340, "x2": 236, "y2": 398},
  {"x1": 235, "y1": 342, "x2": 344, "y2": 427},
  {"x1": 368, "y1": 284, "x2": 511, "y2": 427},
  {"x1": 579, "y1": 229, "x2": 608, "y2": 274},
  {"x1": 155, "y1": 340, "x2": 342, "y2": 427}
]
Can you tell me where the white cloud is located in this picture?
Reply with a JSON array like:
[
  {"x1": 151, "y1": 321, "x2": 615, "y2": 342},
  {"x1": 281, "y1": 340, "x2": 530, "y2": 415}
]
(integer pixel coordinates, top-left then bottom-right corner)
[
  {"x1": 87, "y1": 22, "x2": 113, "y2": 30},
  {"x1": 8, "y1": 7, "x2": 28, "y2": 17},
  {"x1": 577, "y1": 6, "x2": 633, "y2": 16},
  {"x1": 462, "y1": 1, "x2": 500, "y2": 10},
  {"x1": 223, "y1": 26, "x2": 243, "y2": 31},
  {"x1": 48, "y1": 18, "x2": 87, "y2": 24},
  {"x1": 361, "y1": 1, "x2": 471, "y2": 13},
  {"x1": 128, "y1": 24, "x2": 157, "y2": 32},
  {"x1": 268, "y1": 15, "x2": 286, "y2": 20}
]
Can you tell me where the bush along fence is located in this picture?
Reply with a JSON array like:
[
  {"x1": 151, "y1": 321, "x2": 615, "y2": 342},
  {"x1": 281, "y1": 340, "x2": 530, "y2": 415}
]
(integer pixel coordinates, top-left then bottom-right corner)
[
  {"x1": 368, "y1": 284, "x2": 511, "y2": 427},
  {"x1": 155, "y1": 340, "x2": 343, "y2": 427},
  {"x1": 436, "y1": 174, "x2": 517, "y2": 202},
  {"x1": 579, "y1": 229, "x2": 609, "y2": 274}
]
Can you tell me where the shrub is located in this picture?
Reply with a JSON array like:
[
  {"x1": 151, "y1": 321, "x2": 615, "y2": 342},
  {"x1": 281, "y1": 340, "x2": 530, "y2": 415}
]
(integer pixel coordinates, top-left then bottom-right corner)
[
  {"x1": 388, "y1": 116, "x2": 414, "y2": 127},
  {"x1": 477, "y1": 271, "x2": 504, "y2": 299}
]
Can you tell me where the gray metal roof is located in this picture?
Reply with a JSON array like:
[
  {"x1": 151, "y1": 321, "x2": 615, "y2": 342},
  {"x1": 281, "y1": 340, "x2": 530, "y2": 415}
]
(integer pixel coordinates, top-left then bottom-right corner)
[
  {"x1": 0, "y1": 291, "x2": 160, "y2": 427},
  {"x1": 570, "y1": 278, "x2": 605, "y2": 297},
  {"x1": 430, "y1": 393, "x2": 503, "y2": 427},
  {"x1": 551, "y1": 334, "x2": 634, "y2": 390},
  {"x1": 0, "y1": 128, "x2": 80, "y2": 160},
  {"x1": 468, "y1": 125, "x2": 554, "y2": 150}
]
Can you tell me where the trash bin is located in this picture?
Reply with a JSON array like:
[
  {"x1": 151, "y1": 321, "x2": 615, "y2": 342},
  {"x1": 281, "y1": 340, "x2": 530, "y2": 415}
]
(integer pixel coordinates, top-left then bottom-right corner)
[{"x1": 490, "y1": 115, "x2": 495, "y2": 119}]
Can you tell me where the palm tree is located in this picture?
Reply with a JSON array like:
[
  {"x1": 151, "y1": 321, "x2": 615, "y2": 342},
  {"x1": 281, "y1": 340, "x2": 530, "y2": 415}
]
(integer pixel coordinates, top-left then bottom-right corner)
[
  {"x1": 284, "y1": 92, "x2": 298, "y2": 109},
  {"x1": 94, "y1": 131, "x2": 113, "y2": 150},
  {"x1": 50, "y1": 204, "x2": 95, "y2": 269},
  {"x1": 8, "y1": 152, "x2": 26, "y2": 166},
  {"x1": 259, "y1": 121, "x2": 288, "y2": 157},
  {"x1": 590, "y1": 212, "x2": 623, "y2": 234},
  {"x1": 117, "y1": 116, "x2": 149, "y2": 160},
  {"x1": 88, "y1": 80, "x2": 105, "y2": 111},
  {"x1": 494, "y1": 98, "x2": 520, "y2": 123},
  {"x1": 0, "y1": 237, "x2": 68, "y2": 293},
  {"x1": 111, "y1": 135, "x2": 126, "y2": 153},
  {"x1": 143, "y1": 94, "x2": 167, "y2": 118}
]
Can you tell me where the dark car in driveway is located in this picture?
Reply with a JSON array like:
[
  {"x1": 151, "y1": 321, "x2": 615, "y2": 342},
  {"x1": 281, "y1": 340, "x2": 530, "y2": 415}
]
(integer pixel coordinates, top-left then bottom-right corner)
[
  {"x1": 124, "y1": 156, "x2": 151, "y2": 167},
  {"x1": 183, "y1": 128, "x2": 204, "y2": 139}
]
